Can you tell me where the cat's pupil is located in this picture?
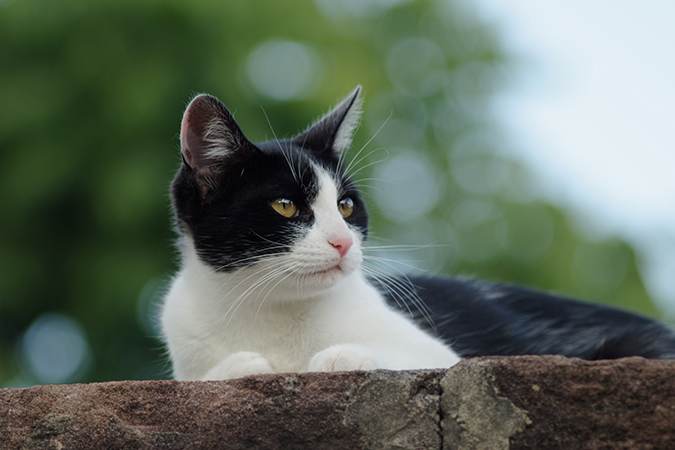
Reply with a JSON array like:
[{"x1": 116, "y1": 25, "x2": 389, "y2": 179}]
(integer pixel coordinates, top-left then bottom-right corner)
[
  {"x1": 338, "y1": 197, "x2": 354, "y2": 219},
  {"x1": 271, "y1": 198, "x2": 298, "y2": 218}
]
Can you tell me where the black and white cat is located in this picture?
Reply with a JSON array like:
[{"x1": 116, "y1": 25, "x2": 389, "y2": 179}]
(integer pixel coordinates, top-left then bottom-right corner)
[{"x1": 161, "y1": 87, "x2": 675, "y2": 381}]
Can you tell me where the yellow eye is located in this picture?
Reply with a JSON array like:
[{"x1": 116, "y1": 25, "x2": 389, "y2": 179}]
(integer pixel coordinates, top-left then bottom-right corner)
[
  {"x1": 271, "y1": 198, "x2": 298, "y2": 218},
  {"x1": 338, "y1": 197, "x2": 354, "y2": 218}
]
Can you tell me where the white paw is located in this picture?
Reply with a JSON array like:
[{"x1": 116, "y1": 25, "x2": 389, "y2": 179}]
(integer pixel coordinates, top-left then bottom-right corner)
[
  {"x1": 308, "y1": 344, "x2": 379, "y2": 372},
  {"x1": 203, "y1": 351, "x2": 276, "y2": 380}
]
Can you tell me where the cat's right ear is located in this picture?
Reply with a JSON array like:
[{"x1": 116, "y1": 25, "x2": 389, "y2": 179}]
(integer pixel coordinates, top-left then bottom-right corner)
[{"x1": 180, "y1": 94, "x2": 256, "y2": 175}]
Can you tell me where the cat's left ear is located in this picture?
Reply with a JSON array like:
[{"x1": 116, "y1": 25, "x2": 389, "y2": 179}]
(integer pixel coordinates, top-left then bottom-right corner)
[{"x1": 292, "y1": 85, "x2": 363, "y2": 159}]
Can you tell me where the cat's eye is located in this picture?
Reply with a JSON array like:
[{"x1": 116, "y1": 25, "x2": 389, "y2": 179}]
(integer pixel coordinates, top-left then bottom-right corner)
[
  {"x1": 271, "y1": 198, "x2": 298, "y2": 218},
  {"x1": 338, "y1": 197, "x2": 354, "y2": 219}
]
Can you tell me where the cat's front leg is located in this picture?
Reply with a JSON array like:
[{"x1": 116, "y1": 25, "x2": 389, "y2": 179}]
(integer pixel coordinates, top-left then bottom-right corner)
[
  {"x1": 202, "y1": 351, "x2": 276, "y2": 380},
  {"x1": 308, "y1": 344, "x2": 380, "y2": 372}
]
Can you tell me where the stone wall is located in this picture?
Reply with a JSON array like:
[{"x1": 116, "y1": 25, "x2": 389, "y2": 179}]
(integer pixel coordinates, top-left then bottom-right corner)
[{"x1": 2, "y1": 355, "x2": 674, "y2": 449}]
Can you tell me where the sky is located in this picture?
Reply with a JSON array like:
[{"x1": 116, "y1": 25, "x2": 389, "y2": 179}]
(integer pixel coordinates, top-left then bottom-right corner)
[{"x1": 472, "y1": 1, "x2": 675, "y2": 315}]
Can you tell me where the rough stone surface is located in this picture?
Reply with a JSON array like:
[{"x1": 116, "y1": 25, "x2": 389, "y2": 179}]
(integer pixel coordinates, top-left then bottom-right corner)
[
  {"x1": 489, "y1": 355, "x2": 675, "y2": 450},
  {"x1": 0, "y1": 370, "x2": 441, "y2": 450},
  {"x1": 1, "y1": 356, "x2": 674, "y2": 449},
  {"x1": 441, "y1": 360, "x2": 530, "y2": 450}
]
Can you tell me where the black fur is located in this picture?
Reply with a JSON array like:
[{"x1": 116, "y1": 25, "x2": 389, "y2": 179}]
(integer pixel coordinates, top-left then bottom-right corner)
[{"x1": 375, "y1": 275, "x2": 675, "y2": 360}]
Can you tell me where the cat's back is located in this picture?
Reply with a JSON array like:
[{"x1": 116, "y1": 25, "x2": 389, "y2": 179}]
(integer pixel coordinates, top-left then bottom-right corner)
[{"x1": 374, "y1": 274, "x2": 675, "y2": 360}]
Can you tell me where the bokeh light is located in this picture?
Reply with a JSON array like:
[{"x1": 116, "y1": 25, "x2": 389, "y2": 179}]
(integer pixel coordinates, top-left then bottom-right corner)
[
  {"x1": 246, "y1": 40, "x2": 323, "y2": 101},
  {"x1": 18, "y1": 312, "x2": 91, "y2": 385},
  {"x1": 372, "y1": 151, "x2": 442, "y2": 223}
]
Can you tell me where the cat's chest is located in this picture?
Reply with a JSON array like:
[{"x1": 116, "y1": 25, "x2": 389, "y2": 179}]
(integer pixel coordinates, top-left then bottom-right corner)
[
  {"x1": 210, "y1": 303, "x2": 332, "y2": 371},
  {"x1": 169, "y1": 259, "x2": 388, "y2": 372}
]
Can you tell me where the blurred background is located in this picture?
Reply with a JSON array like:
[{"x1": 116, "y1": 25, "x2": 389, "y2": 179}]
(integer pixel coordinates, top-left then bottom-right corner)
[{"x1": 1, "y1": 0, "x2": 672, "y2": 386}]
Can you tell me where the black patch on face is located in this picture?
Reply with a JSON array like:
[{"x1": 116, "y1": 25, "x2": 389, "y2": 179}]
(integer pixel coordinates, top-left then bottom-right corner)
[
  {"x1": 172, "y1": 140, "x2": 368, "y2": 271},
  {"x1": 172, "y1": 90, "x2": 368, "y2": 271}
]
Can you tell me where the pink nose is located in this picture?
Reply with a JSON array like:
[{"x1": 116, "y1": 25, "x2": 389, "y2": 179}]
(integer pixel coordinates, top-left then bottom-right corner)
[{"x1": 329, "y1": 236, "x2": 353, "y2": 258}]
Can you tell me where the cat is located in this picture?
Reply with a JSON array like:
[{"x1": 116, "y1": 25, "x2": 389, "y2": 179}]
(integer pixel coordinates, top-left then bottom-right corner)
[{"x1": 160, "y1": 86, "x2": 675, "y2": 381}]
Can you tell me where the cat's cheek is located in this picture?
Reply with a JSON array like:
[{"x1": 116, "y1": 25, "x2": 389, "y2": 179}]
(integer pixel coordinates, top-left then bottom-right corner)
[
  {"x1": 202, "y1": 351, "x2": 276, "y2": 380},
  {"x1": 308, "y1": 344, "x2": 380, "y2": 372}
]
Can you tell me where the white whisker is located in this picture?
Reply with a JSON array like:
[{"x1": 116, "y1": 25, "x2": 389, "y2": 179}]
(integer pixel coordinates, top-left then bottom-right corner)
[
  {"x1": 343, "y1": 111, "x2": 392, "y2": 177},
  {"x1": 364, "y1": 243, "x2": 446, "y2": 252},
  {"x1": 363, "y1": 257, "x2": 436, "y2": 330},
  {"x1": 261, "y1": 106, "x2": 300, "y2": 184},
  {"x1": 362, "y1": 254, "x2": 426, "y2": 271},
  {"x1": 347, "y1": 148, "x2": 390, "y2": 179}
]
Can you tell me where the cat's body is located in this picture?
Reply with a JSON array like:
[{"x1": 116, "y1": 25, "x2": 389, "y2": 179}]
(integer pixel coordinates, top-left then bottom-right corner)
[
  {"x1": 163, "y1": 241, "x2": 459, "y2": 380},
  {"x1": 381, "y1": 275, "x2": 675, "y2": 360},
  {"x1": 161, "y1": 87, "x2": 675, "y2": 381}
]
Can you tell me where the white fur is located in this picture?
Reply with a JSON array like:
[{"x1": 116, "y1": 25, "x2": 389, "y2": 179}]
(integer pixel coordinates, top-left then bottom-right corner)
[
  {"x1": 161, "y1": 167, "x2": 461, "y2": 380},
  {"x1": 202, "y1": 116, "x2": 236, "y2": 160},
  {"x1": 332, "y1": 87, "x2": 363, "y2": 153}
]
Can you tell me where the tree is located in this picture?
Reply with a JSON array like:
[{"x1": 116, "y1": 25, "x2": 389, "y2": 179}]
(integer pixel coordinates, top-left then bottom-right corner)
[{"x1": 0, "y1": 0, "x2": 658, "y2": 386}]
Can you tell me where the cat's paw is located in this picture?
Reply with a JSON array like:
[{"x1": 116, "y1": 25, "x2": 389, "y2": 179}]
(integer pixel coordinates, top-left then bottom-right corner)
[
  {"x1": 308, "y1": 344, "x2": 379, "y2": 372},
  {"x1": 202, "y1": 351, "x2": 276, "y2": 380}
]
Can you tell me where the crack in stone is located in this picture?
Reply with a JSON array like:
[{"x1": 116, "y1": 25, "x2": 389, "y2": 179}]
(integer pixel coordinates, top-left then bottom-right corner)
[
  {"x1": 344, "y1": 370, "x2": 444, "y2": 449},
  {"x1": 440, "y1": 361, "x2": 531, "y2": 450}
]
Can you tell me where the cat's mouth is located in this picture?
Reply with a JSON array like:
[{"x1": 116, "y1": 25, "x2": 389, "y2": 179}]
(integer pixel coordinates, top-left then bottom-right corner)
[{"x1": 311, "y1": 265, "x2": 342, "y2": 276}]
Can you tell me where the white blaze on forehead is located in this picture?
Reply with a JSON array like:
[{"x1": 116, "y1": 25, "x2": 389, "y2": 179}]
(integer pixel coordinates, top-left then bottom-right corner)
[{"x1": 312, "y1": 167, "x2": 351, "y2": 240}]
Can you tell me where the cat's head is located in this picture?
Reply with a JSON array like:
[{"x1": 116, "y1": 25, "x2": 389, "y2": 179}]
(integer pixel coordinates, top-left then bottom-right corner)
[{"x1": 172, "y1": 87, "x2": 368, "y2": 294}]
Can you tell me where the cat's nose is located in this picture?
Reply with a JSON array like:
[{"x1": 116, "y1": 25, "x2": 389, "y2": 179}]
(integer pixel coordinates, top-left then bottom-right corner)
[{"x1": 329, "y1": 235, "x2": 353, "y2": 258}]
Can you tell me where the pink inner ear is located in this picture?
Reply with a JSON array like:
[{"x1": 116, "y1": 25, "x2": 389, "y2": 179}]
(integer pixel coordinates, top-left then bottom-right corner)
[
  {"x1": 179, "y1": 94, "x2": 257, "y2": 174},
  {"x1": 180, "y1": 111, "x2": 203, "y2": 168}
]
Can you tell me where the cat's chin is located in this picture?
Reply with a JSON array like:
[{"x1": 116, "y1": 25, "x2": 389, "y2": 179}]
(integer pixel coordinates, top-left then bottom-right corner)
[
  {"x1": 309, "y1": 265, "x2": 342, "y2": 277},
  {"x1": 305, "y1": 266, "x2": 348, "y2": 288},
  {"x1": 294, "y1": 264, "x2": 357, "y2": 298}
]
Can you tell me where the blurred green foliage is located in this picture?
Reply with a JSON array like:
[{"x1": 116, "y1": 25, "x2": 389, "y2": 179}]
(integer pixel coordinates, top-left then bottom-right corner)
[{"x1": 0, "y1": 0, "x2": 660, "y2": 386}]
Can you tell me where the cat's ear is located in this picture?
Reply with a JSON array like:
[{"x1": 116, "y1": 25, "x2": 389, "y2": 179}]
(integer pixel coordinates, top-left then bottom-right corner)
[
  {"x1": 293, "y1": 85, "x2": 363, "y2": 159},
  {"x1": 180, "y1": 94, "x2": 256, "y2": 174}
]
